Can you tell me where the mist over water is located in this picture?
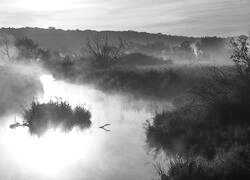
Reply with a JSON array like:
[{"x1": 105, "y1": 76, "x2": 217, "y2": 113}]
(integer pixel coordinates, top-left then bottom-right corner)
[
  {"x1": 0, "y1": 72, "x2": 172, "y2": 180},
  {"x1": 0, "y1": 64, "x2": 43, "y2": 118},
  {"x1": 0, "y1": 0, "x2": 248, "y2": 178}
]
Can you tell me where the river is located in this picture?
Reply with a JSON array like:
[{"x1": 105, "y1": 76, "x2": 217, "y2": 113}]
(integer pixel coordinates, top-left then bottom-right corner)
[{"x1": 0, "y1": 74, "x2": 172, "y2": 180}]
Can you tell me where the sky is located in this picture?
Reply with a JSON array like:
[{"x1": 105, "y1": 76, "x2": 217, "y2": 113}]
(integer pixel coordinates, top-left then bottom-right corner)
[{"x1": 0, "y1": 0, "x2": 249, "y2": 37}]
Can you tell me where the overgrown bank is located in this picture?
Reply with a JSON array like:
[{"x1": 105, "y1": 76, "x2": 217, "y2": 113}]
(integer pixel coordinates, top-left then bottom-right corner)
[
  {"x1": 46, "y1": 59, "x2": 217, "y2": 101},
  {"x1": 145, "y1": 36, "x2": 250, "y2": 179}
]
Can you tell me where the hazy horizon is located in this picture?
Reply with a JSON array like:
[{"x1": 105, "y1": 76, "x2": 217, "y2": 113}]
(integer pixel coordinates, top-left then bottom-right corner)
[
  {"x1": 0, "y1": 26, "x2": 247, "y2": 38},
  {"x1": 0, "y1": 0, "x2": 249, "y2": 37}
]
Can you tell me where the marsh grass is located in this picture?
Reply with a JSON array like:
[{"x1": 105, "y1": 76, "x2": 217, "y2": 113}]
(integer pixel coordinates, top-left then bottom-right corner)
[
  {"x1": 165, "y1": 145, "x2": 250, "y2": 180},
  {"x1": 62, "y1": 64, "x2": 216, "y2": 100},
  {"x1": 23, "y1": 99, "x2": 91, "y2": 136}
]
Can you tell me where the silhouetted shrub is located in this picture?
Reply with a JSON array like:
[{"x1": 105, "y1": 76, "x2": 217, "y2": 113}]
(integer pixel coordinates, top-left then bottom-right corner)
[
  {"x1": 15, "y1": 37, "x2": 38, "y2": 59},
  {"x1": 87, "y1": 34, "x2": 125, "y2": 68},
  {"x1": 23, "y1": 100, "x2": 91, "y2": 136},
  {"x1": 145, "y1": 105, "x2": 213, "y2": 158}
]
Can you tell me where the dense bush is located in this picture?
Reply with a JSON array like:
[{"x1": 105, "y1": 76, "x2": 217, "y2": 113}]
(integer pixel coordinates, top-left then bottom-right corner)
[
  {"x1": 146, "y1": 36, "x2": 250, "y2": 180},
  {"x1": 83, "y1": 65, "x2": 211, "y2": 100},
  {"x1": 166, "y1": 145, "x2": 250, "y2": 180},
  {"x1": 145, "y1": 105, "x2": 214, "y2": 158},
  {"x1": 86, "y1": 35, "x2": 125, "y2": 68},
  {"x1": 23, "y1": 100, "x2": 91, "y2": 136},
  {"x1": 146, "y1": 104, "x2": 250, "y2": 159},
  {"x1": 15, "y1": 37, "x2": 50, "y2": 61}
]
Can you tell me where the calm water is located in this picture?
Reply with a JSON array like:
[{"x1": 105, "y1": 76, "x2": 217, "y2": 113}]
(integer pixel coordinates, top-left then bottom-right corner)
[{"x1": 0, "y1": 74, "x2": 172, "y2": 180}]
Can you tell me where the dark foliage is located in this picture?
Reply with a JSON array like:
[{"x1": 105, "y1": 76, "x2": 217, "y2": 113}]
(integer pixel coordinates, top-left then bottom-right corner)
[
  {"x1": 166, "y1": 145, "x2": 250, "y2": 180},
  {"x1": 15, "y1": 37, "x2": 38, "y2": 59},
  {"x1": 88, "y1": 66, "x2": 208, "y2": 100},
  {"x1": 14, "y1": 37, "x2": 51, "y2": 62},
  {"x1": 146, "y1": 36, "x2": 250, "y2": 180},
  {"x1": 87, "y1": 34, "x2": 125, "y2": 68},
  {"x1": 23, "y1": 100, "x2": 91, "y2": 136}
]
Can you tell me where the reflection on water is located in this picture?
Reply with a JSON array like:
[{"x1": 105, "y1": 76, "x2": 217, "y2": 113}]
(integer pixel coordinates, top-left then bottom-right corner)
[{"x1": 0, "y1": 74, "x2": 172, "y2": 180}]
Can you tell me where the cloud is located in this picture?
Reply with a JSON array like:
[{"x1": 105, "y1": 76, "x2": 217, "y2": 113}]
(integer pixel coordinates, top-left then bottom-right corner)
[{"x1": 0, "y1": 0, "x2": 249, "y2": 36}]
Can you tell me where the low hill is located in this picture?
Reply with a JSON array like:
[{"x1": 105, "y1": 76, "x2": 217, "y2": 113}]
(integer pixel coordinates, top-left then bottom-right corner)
[{"x1": 0, "y1": 27, "x2": 198, "y2": 54}]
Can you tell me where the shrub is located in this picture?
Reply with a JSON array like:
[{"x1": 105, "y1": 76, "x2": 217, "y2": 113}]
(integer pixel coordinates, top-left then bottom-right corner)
[
  {"x1": 87, "y1": 34, "x2": 125, "y2": 68},
  {"x1": 23, "y1": 100, "x2": 91, "y2": 136},
  {"x1": 166, "y1": 145, "x2": 250, "y2": 180},
  {"x1": 146, "y1": 36, "x2": 250, "y2": 179}
]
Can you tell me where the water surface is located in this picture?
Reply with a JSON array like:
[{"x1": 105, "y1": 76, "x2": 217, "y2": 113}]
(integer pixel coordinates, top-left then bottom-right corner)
[{"x1": 0, "y1": 74, "x2": 172, "y2": 180}]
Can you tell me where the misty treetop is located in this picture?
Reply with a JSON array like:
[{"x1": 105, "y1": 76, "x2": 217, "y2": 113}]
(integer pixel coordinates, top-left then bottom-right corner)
[{"x1": 23, "y1": 100, "x2": 91, "y2": 136}]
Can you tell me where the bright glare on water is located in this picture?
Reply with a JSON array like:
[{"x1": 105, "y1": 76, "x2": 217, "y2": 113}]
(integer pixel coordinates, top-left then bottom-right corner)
[{"x1": 0, "y1": 74, "x2": 172, "y2": 180}]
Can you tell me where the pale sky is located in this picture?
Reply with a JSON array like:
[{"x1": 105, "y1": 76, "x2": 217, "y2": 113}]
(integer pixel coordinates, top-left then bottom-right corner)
[{"x1": 0, "y1": 0, "x2": 249, "y2": 36}]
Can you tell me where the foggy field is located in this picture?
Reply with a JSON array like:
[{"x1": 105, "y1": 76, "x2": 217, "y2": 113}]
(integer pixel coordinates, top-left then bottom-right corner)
[{"x1": 0, "y1": 1, "x2": 250, "y2": 179}]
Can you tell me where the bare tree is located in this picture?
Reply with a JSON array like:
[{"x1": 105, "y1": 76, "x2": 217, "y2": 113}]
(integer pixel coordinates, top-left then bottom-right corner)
[{"x1": 87, "y1": 34, "x2": 125, "y2": 68}]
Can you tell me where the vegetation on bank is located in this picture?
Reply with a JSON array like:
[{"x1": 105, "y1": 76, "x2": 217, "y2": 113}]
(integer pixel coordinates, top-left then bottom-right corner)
[
  {"x1": 146, "y1": 36, "x2": 250, "y2": 180},
  {"x1": 39, "y1": 37, "x2": 215, "y2": 100},
  {"x1": 23, "y1": 100, "x2": 91, "y2": 136},
  {"x1": 29, "y1": 35, "x2": 209, "y2": 100},
  {"x1": 45, "y1": 58, "x2": 216, "y2": 100},
  {"x1": 1, "y1": 28, "x2": 249, "y2": 179},
  {"x1": 0, "y1": 32, "x2": 230, "y2": 101},
  {"x1": 84, "y1": 65, "x2": 214, "y2": 100}
]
